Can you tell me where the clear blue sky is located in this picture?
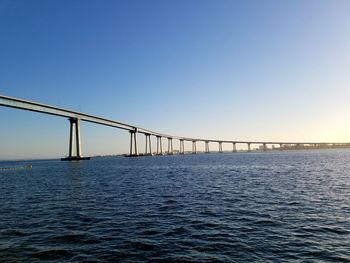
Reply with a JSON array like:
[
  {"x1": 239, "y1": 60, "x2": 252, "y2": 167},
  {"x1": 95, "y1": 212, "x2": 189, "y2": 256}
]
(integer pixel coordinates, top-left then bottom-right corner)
[{"x1": 1, "y1": 0, "x2": 350, "y2": 159}]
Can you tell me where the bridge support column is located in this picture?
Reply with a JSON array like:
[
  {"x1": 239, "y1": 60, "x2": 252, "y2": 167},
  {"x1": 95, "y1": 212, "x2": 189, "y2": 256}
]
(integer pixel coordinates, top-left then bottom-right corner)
[
  {"x1": 263, "y1": 143, "x2": 267, "y2": 152},
  {"x1": 128, "y1": 129, "x2": 138, "y2": 157},
  {"x1": 192, "y1": 141, "x2": 197, "y2": 154},
  {"x1": 247, "y1": 143, "x2": 251, "y2": 152},
  {"x1": 279, "y1": 143, "x2": 283, "y2": 150},
  {"x1": 219, "y1": 142, "x2": 223, "y2": 153},
  {"x1": 62, "y1": 118, "x2": 90, "y2": 161},
  {"x1": 148, "y1": 135, "x2": 152, "y2": 155},
  {"x1": 180, "y1": 139, "x2": 184, "y2": 154},
  {"x1": 145, "y1": 134, "x2": 152, "y2": 156},
  {"x1": 232, "y1": 143, "x2": 237, "y2": 153},
  {"x1": 205, "y1": 141, "x2": 210, "y2": 153},
  {"x1": 68, "y1": 117, "x2": 75, "y2": 157},
  {"x1": 167, "y1": 138, "x2": 173, "y2": 155},
  {"x1": 145, "y1": 134, "x2": 148, "y2": 155},
  {"x1": 156, "y1": 136, "x2": 163, "y2": 155}
]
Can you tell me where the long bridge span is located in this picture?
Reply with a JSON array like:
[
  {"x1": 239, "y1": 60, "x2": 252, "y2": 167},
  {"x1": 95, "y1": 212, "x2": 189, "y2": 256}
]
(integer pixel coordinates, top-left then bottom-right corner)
[{"x1": 0, "y1": 95, "x2": 348, "y2": 160}]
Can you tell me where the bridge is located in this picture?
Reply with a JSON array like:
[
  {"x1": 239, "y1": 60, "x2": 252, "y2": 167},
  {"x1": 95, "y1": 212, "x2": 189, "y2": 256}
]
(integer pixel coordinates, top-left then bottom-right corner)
[{"x1": 0, "y1": 95, "x2": 348, "y2": 160}]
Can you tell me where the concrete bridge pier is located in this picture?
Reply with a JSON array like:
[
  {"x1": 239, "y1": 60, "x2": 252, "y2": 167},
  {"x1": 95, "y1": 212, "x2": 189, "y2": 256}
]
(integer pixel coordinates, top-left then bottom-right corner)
[
  {"x1": 232, "y1": 143, "x2": 237, "y2": 153},
  {"x1": 127, "y1": 129, "x2": 138, "y2": 157},
  {"x1": 192, "y1": 141, "x2": 197, "y2": 154},
  {"x1": 62, "y1": 118, "x2": 90, "y2": 161},
  {"x1": 279, "y1": 143, "x2": 283, "y2": 150},
  {"x1": 263, "y1": 143, "x2": 267, "y2": 152},
  {"x1": 219, "y1": 142, "x2": 223, "y2": 153},
  {"x1": 156, "y1": 136, "x2": 163, "y2": 155},
  {"x1": 167, "y1": 138, "x2": 173, "y2": 155},
  {"x1": 247, "y1": 143, "x2": 251, "y2": 152},
  {"x1": 179, "y1": 139, "x2": 185, "y2": 154},
  {"x1": 144, "y1": 134, "x2": 152, "y2": 156},
  {"x1": 205, "y1": 141, "x2": 210, "y2": 153}
]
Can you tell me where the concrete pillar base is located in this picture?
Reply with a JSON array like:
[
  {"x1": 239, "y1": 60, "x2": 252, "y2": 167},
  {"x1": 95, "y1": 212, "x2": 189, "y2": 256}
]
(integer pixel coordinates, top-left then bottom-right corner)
[
  {"x1": 61, "y1": 156, "x2": 91, "y2": 161},
  {"x1": 125, "y1": 154, "x2": 139, "y2": 158}
]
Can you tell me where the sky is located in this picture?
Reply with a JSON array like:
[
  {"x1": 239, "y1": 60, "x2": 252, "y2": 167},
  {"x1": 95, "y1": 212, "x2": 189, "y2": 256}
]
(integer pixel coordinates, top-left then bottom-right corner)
[{"x1": 1, "y1": 0, "x2": 350, "y2": 159}]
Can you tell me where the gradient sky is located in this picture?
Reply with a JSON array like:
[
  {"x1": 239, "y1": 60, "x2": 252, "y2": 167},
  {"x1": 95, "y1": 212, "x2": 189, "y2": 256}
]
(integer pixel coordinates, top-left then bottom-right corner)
[{"x1": 1, "y1": 0, "x2": 350, "y2": 159}]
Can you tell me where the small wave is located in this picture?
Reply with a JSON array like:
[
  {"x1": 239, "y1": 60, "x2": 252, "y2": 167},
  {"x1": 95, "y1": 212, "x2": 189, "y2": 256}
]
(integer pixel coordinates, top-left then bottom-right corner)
[
  {"x1": 200, "y1": 210, "x2": 219, "y2": 217},
  {"x1": 254, "y1": 219, "x2": 281, "y2": 226},
  {"x1": 321, "y1": 226, "x2": 349, "y2": 235},
  {"x1": 32, "y1": 249, "x2": 74, "y2": 260},
  {"x1": 1, "y1": 229, "x2": 27, "y2": 237},
  {"x1": 125, "y1": 240, "x2": 160, "y2": 251},
  {"x1": 164, "y1": 226, "x2": 189, "y2": 237},
  {"x1": 164, "y1": 199, "x2": 177, "y2": 204},
  {"x1": 300, "y1": 226, "x2": 349, "y2": 235},
  {"x1": 190, "y1": 221, "x2": 219, "y2": 230},
  {"x1": 50, "y1": 233, "x2": 100, "y2": 244},
  {"x1": 139, "y1": 229, "x2": 160, "y2": 236},
  {"x1": 158, "y1": 205, "x2": 174, "y2": 211}
]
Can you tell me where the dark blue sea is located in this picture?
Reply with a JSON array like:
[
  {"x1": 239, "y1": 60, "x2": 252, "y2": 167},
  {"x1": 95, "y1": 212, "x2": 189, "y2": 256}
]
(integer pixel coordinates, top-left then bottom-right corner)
[{"x1": 1, "y1": 150, "x2": 350, "y2": 262}]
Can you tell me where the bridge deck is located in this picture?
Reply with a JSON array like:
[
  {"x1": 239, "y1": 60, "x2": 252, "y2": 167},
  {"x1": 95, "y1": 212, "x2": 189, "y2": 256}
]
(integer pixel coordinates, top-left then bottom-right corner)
[{"x1": 0, "y1": 94, "x2": 347, "y2": 145}]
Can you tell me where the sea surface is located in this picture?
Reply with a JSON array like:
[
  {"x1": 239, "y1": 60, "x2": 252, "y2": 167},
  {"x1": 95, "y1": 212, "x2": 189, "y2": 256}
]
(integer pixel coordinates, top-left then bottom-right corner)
[{"x1": 0, "y1": 150, "x2": 349, "y2": 262}]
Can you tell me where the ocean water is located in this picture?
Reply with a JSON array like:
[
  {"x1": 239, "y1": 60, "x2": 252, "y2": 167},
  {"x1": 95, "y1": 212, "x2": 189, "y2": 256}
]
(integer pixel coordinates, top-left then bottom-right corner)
[{"x1": 0, "y1": 150, "x2": 349, "y2": 262}]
